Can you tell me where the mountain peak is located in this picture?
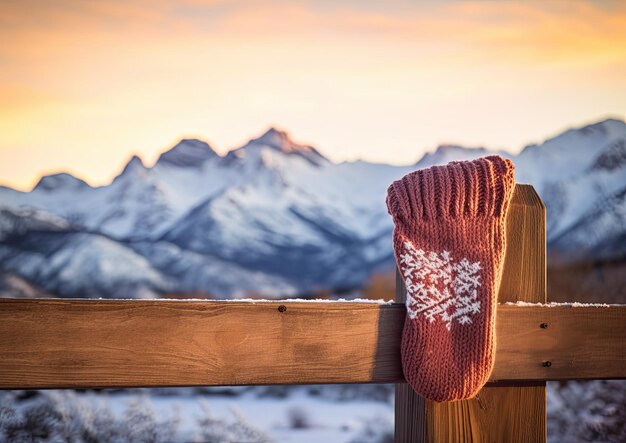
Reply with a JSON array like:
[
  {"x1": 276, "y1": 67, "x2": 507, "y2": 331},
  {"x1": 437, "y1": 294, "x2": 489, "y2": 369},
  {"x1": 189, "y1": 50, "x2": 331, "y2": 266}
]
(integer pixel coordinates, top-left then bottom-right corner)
[
  {"x1": 255, "y1": 127, "x2": 292, "y2": 148},
  {"x1": 233, "y1": 127, "x2": 328, "y2": 166},
  {"x1": 127, "y1": 154, "x2": 145, "y2": 168},
  {"x1": 117, "y1": 155, "x2": 147, "y2": 179},
  {"x1": 434, "y1": 144, "x2": 472, "y2": 154},
  {"x1": 581, "y1": 117, "x2": 625, "y2": 135},
  {"x1": 416, "y1": 144, "x2": 493, "y2": 168},
  {"x1": 33, "y1": 173, "x2": 90, "y2": 192},
  {"x1": 518, "y1": 117, "x2": 626, "y2": 177},
  {"x1": 157, "y1": 138, "x2": 218, "y2": 168},
  {"x1": 250, "y1": 127, "x2": 304, "y2": 153}
]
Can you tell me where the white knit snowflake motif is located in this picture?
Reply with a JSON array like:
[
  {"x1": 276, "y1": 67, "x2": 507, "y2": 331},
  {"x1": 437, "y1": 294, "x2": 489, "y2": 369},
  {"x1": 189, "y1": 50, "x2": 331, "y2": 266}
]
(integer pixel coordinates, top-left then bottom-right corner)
[{"x1": 399, "y1": 241, "x2": 482, "y2": 330}]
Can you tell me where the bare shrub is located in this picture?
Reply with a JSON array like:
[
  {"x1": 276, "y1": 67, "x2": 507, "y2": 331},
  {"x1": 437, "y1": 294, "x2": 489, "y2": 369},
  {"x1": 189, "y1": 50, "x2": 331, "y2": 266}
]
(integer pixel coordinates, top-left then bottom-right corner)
[{"x1": 286, "y1": 406, "x2": 311, "y2": 429}]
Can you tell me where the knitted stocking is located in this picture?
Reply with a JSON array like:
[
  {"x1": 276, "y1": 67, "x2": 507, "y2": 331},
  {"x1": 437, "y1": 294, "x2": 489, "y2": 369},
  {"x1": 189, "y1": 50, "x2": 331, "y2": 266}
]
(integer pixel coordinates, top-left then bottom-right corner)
[{"x1": 386, "y1": 155, "x2": 515, "y2": 402}]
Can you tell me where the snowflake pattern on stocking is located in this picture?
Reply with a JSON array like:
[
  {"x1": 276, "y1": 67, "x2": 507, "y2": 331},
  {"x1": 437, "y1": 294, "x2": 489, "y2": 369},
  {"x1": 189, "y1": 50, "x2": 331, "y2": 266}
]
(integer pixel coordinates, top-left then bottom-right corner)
[{"x1": 399, "y1": 240, "x2": 482, "y2": 330}]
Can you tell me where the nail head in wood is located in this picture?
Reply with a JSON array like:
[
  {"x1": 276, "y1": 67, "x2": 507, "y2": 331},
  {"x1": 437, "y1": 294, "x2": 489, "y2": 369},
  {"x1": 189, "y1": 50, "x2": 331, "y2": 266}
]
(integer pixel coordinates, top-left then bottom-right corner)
[
  {"x1": 540, "y1": 323, "x2": 549, "y2": 329},
  {"x1": 542, "y1": 361, "x2": 552, "y2": 368},
  {"x1": 278, "y1": 305, "x2": 287, "y2": 313}
]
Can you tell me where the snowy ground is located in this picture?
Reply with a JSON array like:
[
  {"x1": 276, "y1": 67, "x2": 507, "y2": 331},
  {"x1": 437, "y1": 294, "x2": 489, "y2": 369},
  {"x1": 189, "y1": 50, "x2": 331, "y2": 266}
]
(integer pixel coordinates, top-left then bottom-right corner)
[
  {"x1": 2, "y1": 382, "x2": 625, "y2": 442},
  {"x1": 107, "y1": 387, "x2": 394, "y2": 443},
  {"x1": 0, "y1": 386, "x2": 395, "y2": 443}
]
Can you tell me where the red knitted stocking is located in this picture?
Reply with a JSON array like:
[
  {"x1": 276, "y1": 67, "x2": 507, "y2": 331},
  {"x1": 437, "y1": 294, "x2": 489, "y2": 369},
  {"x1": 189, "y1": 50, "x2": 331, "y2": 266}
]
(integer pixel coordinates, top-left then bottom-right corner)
[{"x1": 386, "y1": 155, "x2": 515, "y2": 402}]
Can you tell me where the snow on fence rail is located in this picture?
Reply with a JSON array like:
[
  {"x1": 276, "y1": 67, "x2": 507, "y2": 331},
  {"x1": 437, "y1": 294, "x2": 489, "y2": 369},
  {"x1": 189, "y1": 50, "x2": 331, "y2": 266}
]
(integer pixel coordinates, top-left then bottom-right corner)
[{"x1": 0, "y1": 185, "x2": 624, "y2": 443}]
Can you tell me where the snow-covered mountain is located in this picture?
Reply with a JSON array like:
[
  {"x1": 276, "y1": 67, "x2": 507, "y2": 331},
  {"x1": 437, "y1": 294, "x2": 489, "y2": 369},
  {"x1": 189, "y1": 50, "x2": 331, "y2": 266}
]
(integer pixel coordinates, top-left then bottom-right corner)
[
  {"x1": 1, "y1": 119, "x2": 625, "y2": 298},
  {"x1": 515, "y1": 119, "x2": 626, "y2": 249}
]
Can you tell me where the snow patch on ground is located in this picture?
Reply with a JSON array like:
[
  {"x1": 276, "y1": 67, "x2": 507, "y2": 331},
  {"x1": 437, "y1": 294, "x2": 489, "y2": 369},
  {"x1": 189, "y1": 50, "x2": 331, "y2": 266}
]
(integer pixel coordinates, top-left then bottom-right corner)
[{"x1": 3, "y1": 382, "x2": 624, "y2": 442}]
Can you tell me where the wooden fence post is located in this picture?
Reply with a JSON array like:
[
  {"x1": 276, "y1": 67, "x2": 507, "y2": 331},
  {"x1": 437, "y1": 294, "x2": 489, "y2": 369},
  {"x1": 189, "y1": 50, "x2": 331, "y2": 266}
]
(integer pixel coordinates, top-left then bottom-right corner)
[{"x1": 395, "y1": 184, "x2": 547, "y2": 442}]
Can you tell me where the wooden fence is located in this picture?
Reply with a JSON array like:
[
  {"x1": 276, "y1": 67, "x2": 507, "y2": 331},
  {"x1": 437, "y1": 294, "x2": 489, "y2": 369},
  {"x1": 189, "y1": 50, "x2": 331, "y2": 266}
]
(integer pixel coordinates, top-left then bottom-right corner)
[{"x1": 1, "y1": 184, "x2": 624, "y2": 442}]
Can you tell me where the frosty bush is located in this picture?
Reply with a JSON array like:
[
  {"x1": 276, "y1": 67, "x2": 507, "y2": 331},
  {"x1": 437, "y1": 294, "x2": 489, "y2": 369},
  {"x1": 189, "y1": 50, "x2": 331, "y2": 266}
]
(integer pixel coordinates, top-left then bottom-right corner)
[
  {"x1": 548, "y1": 380, "x2": 626, "y2": 442},
  {"x1": 0, "y1": 390, "x2": 271, "y2": 443},
  {"x1": 0, "y1": 391, "x2": 180, "y2": 443},
  {"x1": 196, "y1": 402, "x2": 271, "y2": 442}
]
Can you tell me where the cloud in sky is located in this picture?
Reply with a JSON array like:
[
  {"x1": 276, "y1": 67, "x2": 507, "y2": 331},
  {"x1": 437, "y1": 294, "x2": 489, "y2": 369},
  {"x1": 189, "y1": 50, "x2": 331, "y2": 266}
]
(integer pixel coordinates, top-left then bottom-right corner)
[{"x1": 0, "y1": 0, "x2": 625, "y2": 189}]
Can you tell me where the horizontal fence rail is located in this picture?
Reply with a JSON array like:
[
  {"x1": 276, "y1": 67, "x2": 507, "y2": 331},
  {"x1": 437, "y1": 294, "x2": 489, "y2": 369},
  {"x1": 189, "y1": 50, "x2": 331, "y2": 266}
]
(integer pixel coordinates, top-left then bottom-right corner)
[{"x1": 0, "y1": 298, "x2": 624, "y2": 389}]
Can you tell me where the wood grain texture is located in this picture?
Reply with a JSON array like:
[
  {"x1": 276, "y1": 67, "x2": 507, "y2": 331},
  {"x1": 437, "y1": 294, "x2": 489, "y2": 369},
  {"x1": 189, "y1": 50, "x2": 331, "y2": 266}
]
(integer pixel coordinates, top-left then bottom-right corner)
[
  {"x1": 0, "y1": 299, "x2": 623, "y2": 389},
  {"x1": 395, "y1": 184, "x2": 548, "y2": 443},
  {"x1": 493, "y1": 305, "x2": 626, "y2": 381},
  {"x1": 0, "y1": 299, "x2": 403, "y2": 389}
]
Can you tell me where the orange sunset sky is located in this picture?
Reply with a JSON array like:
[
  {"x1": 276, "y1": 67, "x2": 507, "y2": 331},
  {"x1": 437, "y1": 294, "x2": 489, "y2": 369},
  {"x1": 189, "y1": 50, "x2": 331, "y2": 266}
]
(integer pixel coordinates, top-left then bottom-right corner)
[{"x1": 1, "y1": 0, "x2": 625, "y2": 190}]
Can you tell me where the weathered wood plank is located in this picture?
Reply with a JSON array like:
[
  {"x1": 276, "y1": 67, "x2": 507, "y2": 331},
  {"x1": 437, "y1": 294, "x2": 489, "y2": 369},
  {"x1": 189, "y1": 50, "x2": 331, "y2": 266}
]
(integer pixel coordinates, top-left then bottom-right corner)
[
  {"x1": 395, "y1": 184, "x2": 548, "y2": 442},
  {"x1": 0, "y1": 299, "x2": 624, "y2": 389},
  {"x1": 493, "y1": 304, "x2": 626, "y2": 381},
  {"x1": 0, "y1": 298, "x2": 401, "y2": 389}
]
